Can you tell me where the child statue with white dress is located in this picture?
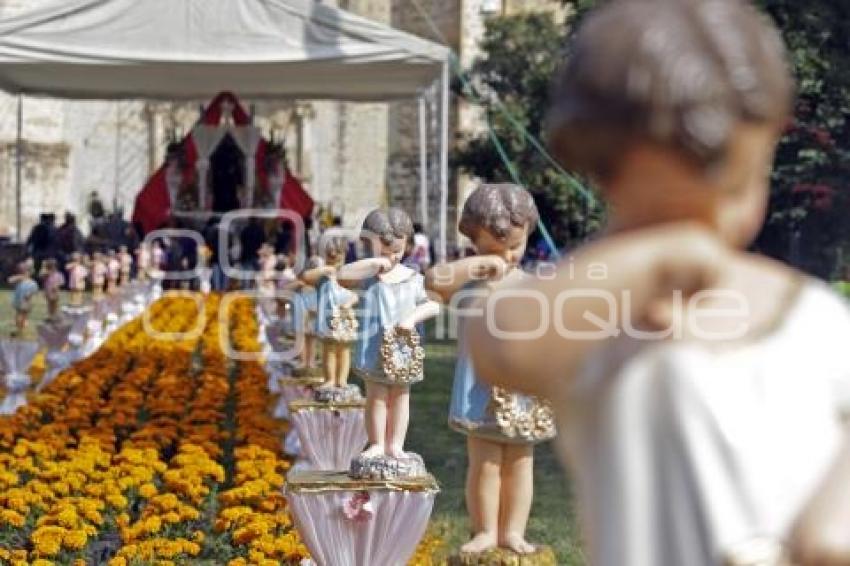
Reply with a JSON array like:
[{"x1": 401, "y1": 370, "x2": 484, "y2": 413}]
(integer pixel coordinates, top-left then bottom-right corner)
[
  {"x1": 466, "y1": 1, "x2": 850, "y2": 565},
  {"x1": 118, "y1": 245, "x2": 133, "y2": 287},
  {"x1": 66, "y1": 252, "x2": 88, "y2": 307}
]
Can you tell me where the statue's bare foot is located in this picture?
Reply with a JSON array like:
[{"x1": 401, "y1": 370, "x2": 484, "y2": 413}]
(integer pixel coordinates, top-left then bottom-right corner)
[
  {"x1": 460, "y1": 532, "x2": 498, "y2": 554},
  {"x1": 499, "y1": 533, "x2": 536, "y2": 554},
  {"x1": 386, "y1": 445, "x2": 407, "y2": 459},
  {"x1": 360, "y1": 444, "x2": 385, "y2": 458}
]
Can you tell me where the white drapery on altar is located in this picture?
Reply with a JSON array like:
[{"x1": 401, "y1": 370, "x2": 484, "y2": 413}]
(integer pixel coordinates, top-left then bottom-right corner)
[{"x1": 189, "y1": 124, "x2": 263, "y2": 210}]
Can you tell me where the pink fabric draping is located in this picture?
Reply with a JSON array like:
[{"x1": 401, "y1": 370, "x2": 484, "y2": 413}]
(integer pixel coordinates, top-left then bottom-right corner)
[
  {"x1": 290, "y1": 408, "x2": 367, "y2": 471},
  {"x1": 0, "y1": 340, "x2": 39, "y2": 415},
  {"x1": 287, "y1": 487, "x2": 436, "y2": 566}
]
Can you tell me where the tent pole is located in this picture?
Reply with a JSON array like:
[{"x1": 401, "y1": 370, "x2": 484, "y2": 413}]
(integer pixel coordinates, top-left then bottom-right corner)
[
  {"x1": 15, "y1": 95, "x2": 22, "y2": 242},
  {"x1": 114, "y1": 101, "x2": 121, "y2": 212},
  {"x1": 438, "y1": 62, "x2": 449, "y2": 263},
  {"x1": 418, "y1": 96, "x2": 429, "y2": 228}
]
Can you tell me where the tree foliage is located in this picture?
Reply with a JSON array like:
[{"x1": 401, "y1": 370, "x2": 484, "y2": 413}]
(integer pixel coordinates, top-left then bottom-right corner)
[
  {"x1": 453, "y1": 9, "x2": 603, "y2": 250},
  {"x1": 754, "y1": 0, "x2": 850, "y2": 277},
  {"x1": 455, "y1": 0, "x2": 850, "y2": 276}
]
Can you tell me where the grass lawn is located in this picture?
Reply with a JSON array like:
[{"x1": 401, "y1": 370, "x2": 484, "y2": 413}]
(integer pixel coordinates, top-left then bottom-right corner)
[
  {"x1": 409, "y1": 339, "x2": 586, "y2": 564},
  {"x1": 0, "y1": 289, "x2": 57, "y2": 339}
]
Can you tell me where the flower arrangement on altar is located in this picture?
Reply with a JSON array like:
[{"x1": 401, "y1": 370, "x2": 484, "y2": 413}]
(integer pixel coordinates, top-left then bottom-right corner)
[
  {"x1": 255, "y1": 141, "x2": 286, "y2": 209},
  {"x1": 165, "y1": 141, "x2": 200, "y2": 212},
  {"x1": 0, "y1": 294, "x2": 443, "y2": 565}
]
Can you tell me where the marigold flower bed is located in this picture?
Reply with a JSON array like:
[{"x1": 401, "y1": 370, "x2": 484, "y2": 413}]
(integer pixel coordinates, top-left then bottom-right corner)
[{"x1": 0, "y1": 294, "x2": 442, "y2": 565}]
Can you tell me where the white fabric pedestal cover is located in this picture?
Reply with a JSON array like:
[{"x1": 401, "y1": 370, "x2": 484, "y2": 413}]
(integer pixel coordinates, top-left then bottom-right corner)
[
  {"x1": 274, "y1": 380, "x2": 317, "y2": 419},
  {"x1": 37, "y1": 322, "x2": 73, "y2": 392},
  {"x1": 0, "y1": 340, "x2": 39, "y2": 415},
  {"x1": 290, "y1": 405, "x2": 367, "y2": 471},
  {"x1": 287, "y1": 471, "x2": 438, "y2": 566}
]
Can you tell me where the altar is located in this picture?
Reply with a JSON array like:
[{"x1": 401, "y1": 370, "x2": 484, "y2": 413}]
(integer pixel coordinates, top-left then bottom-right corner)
[{"x1": 132, "y1": 92, "x2": 314, "y2": 233}]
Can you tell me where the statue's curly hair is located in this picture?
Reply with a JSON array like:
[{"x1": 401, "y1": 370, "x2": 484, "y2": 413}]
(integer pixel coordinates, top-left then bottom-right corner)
[
  {"x1": 459, "y1": 183, "x2": 539, "y2": 241},
  {"x1": 547, "y1": 0, "x2": 793, "y2": 180},
  {"x1": 361, "y1": 208, "x2": 414, "y2": 246}
]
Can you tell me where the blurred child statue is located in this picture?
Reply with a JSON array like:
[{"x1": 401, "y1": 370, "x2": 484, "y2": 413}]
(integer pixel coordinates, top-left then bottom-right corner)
[
  {"x1": 466, "y1": 1, "x2": 850, "y2": 565},
  {"x1": 118, "y1": 245, "x2": 133, "y2": 286},
  {"x1": 40, "y1": 258, "x2": 65, "y2": 321},
  {"x1": 8, "y1": 260, "x2": 37, "y2": 336},
  {"x1": 288, "y1": 256, "x2": 323, "y2": 375},
  {"x1": 90, "y1": 252, "x2": 107, "y2": 299},
  {"x1": 257, "y1": 243, "x2": 277, "y2": 295},
  {"x1": 339, "y1": 208, "x2": 439, "y2": 479},
  {"x1": 106, "y1": 250, "x2": 120, "y2": 294},
  {"x1": 198, "y1": 244, "x2": 213, "y2": 295},
  {"x1": 66, "y1": 252, "x2": 88, "y2": 307},
  {"x1": 426, "y1": 184, "x2": 555, "y2": 556},
  {"x1": 136, "y1": 242, "x2": 151, "y2": 282},
  {"x1": 149, "y1": 241, "x2": 165, "y2": 299},
  {"x1": 302, "y1": 236, "x2": 360, "y2": 397}
]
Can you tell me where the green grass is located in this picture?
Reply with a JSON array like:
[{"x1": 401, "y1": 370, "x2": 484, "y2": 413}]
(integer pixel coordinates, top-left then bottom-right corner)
[
  {"x1": 0, "y1": 289, "x2": 61, "y2": 340},
  {"x1": 408, "y1": 339, "x2": 586, "y2": 564}
]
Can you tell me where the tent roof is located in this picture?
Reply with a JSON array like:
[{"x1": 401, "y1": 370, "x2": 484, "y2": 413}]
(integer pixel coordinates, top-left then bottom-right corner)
[{"x1": 0, "y1": 0, "x2": 450, "y2": 101}]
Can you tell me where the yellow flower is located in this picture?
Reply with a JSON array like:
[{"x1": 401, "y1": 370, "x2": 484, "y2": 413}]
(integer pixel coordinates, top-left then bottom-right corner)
[
  {"x1": 143, "y1": 515, "x2": 162, "y2": 534},
  {"x1": 62, "y1": 529, "x2": 88, "y2": 550},
  {"x1": 31, "y1": 525, "x2": 64, "y2": 557},
  {"x1": 108, "y1": 558, "x2": 127, "y2": 566},
  {"x1": 0, "y1": 508, "x2": 25, "y2": 528},
  {"x1": 138, "y1": 482, "x2": 158, "y2": 498},
  {"x1": 56, "y1": 506, "x2": 78, "y2": 528},
  {"x1": 106, "y1": 492, "x2": 128, "y2": 509}
]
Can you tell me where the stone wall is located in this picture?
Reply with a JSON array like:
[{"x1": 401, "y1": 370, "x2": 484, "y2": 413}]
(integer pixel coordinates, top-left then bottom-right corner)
[{"x1": 388, "y1": 0, "x2": 461, "y2": 248}]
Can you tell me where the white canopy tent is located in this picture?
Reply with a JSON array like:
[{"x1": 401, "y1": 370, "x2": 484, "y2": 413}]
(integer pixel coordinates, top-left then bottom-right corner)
[{"x1": 0, "y1": 0, "x2": 451, "y2": 257}]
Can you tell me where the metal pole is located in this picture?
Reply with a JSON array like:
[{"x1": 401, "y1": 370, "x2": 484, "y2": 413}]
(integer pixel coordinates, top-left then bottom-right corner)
[
  {"x1": 114, "y1": 101, "x2": 123, "y2": 212},
  {"x1": 438, "y1": 62, "x2": 450, "y2": 262},
  {"x1": 15, "y1": 95, "x2": 22, "y2": 241},
  {"x1": 418, "y1": 96, "x2": 429, "y2": 228}
]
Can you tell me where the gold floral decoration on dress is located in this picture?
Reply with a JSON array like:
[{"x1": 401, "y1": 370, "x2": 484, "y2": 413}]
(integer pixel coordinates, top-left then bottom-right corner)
[
  {"x1": 379, "y1": 326, "x2": 425, "y2": 384},
  {"x1": 328, "y1": 306, "x2": 359, "y2": 343},
  {"x1": 491, "y1": 387, "x2": 555, "y2": 442}
]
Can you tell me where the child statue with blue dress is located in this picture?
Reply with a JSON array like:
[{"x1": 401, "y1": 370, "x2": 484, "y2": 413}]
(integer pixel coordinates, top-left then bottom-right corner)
[
  {"x1": 287, "y1": 256, "x2": 322, "y2": 376},
  {"x1": 426, "y1": 184, "x2": 555, "y2": 557},
  {"x1": 300, "y1": 236, "x2": 361, "y2": 399},
  {"x1": 338, "y1": 208, "x2": 440, "y2": 478}
]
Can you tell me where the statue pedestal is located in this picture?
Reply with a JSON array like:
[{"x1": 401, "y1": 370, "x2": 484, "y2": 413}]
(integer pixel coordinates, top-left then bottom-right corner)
[
  {"x1": 272, "y1": 373, "x2": 325, "y2": 419},
  {"x1": 286, "y1": 470, "x2": 438, "y2": 566},
  {"x1": 447, "y1": 546, "x2": 557, "y2": 566},
  {"x1": 37, "y1": 322, "x2": 73, "y2": 392},
  {"x1": 289, "y1": 399, "x2": 367, "y2": 471},
  {"x1": 0, "y1": 340, "x2": 39, "y2": 415}
]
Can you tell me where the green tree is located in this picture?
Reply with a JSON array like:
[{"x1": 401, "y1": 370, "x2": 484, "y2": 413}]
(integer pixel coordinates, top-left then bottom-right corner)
[
  {"x1": 453, "y1": 9, "x2": 603, "y2": 251},
  {"x1": 456, "y1": 0, "x2": 850, "y2": 277},
  {"x1": 753, "y1": 0, "x2": 850, "y2": 278}
]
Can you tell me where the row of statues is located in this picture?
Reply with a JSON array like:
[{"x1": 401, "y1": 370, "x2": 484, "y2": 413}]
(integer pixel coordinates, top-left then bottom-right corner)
[
  {"x1": 262, "y1": 184, "x2": 556, "y2": 561},
  {"x1": 8, "y1": 242, "x2": 164, "y2": 337}
]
